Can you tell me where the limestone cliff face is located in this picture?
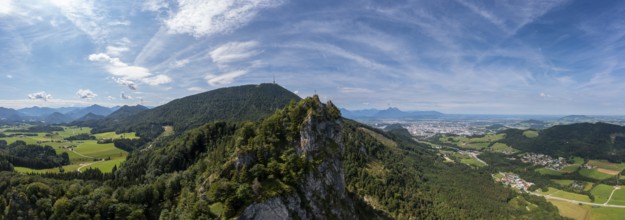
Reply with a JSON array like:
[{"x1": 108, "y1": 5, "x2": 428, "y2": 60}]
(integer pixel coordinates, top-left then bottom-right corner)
[{"x1": 239, "y1": 99, "x2": 360, "y2": 220}]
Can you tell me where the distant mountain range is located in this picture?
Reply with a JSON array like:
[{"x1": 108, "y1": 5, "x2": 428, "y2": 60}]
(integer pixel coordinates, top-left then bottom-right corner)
[
  {"x1": 0, "y1": 104, "x2": 132, "y2": 124},
  {"x1": 340, "y1": 107, "x2": 444, "y2": 119}
]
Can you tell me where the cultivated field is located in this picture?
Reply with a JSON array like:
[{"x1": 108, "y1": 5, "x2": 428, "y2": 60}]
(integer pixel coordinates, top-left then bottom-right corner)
[
  {"x1": 522, "y1": 130, "x2": 539, "y2": 138},
  {"x1": 590, "y1": 184, "x2": 614, "y2": 204},
  {"x1": 439, "y1": 133, "x2": 505, "y2": 150},
  {"x1": 0, "y1": 126, "x2": 136, "y2": 173}
]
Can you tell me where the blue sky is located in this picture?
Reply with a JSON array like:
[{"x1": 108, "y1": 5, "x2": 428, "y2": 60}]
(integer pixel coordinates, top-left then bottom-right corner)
[{"x1": 1, "y1": 0, "x2": 624, "y2": 115}]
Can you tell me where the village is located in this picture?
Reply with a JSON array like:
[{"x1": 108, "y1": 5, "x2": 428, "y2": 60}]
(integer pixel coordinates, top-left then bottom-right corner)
[
  {"x1": 520, "y1": 153, "x2": 567, "y2": 170},
  {"x1": 494, "y1": 172, "x2": 534, "y2": 192}
]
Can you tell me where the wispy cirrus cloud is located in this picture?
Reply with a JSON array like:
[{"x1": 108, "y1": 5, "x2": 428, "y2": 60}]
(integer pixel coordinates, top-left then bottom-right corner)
[
  {"x1": 164, "y1": 0, "x2": 285, "y2": 37},
  {"x1": 205, "y1": 70, "x2": 247, "y2": 86},
  {"x1": 88, "y1": 53, "x2": 172, "y2": 88},
  {"x1": 49, "y1": 0, "x2": 108, "y2": 42},
  {"x1": 210, "y1": 41, "x2": 260, "y2": 66}
]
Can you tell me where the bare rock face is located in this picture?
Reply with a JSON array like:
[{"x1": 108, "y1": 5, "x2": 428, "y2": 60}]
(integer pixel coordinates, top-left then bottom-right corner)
[
  {"x1": 238, "y1": 198, "x2": 290, "y2": 220},
  {"x1": 239, "y1": 98, "x2": 358, "y2": 220}
]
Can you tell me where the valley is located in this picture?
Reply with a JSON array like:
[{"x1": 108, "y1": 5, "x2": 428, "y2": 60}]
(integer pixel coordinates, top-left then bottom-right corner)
[
  {"x1": 0, "y1": 125, "x2": 136, "y2": 173},
  {"x1": 407, "y1": 123, "x2": 625, "y2": 220}
]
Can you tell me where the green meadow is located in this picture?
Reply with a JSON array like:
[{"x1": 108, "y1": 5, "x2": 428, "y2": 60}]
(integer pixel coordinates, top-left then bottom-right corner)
[{"x1": 1, "y1": 126, "x2": 136, "y2": 173}]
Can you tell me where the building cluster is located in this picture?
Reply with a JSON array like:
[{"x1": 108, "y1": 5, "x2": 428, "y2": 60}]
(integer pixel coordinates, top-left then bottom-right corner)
[
  {"x1": 495, "y1": 172, "x2": 534, "y2": 192},
  {"x1": 403, "y1": 121, "x2": 486, "y2": 137},
  {"x1": 60, "y1": 145, "x2": 77, "y2": 149},
  {"x1": 520, "y1": 153, "x2": 567, "y2": 170}
]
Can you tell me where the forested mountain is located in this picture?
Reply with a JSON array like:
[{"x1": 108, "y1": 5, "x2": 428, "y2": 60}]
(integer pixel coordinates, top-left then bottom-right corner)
[
  {"x1": 106, "y1": 105, "x2": 148, "y2": 119},
  {"x1": 0, "y1": 107, "x2": 25, "y2": 122},
  {"x1": 65, "y1": 104, "x2": 114, "y2": 120},
  {"x1": 70, "y1": 105, "x2": 147, "y2": 128},
  {"x1": 18, "y1": 107, "x2": 80, "y2": 116},
  {"x1": 0, "y1": 93, "x2": 562, "y2": 219},
  {"x1": 501, "y1": 122, "x2": 625, "y2": 162},
  {"x1": 92, "y1": 83, "x2": 301, "y2": 138},
  {"x1": 17, "y1": 107, "x2": 58, "y2": 117},
  {"x1": 74, "y1": 113, "x2": 105, "y2": 122},
  {"x1": 43, "y1": 112, "x2": 73, "y2": 124}
]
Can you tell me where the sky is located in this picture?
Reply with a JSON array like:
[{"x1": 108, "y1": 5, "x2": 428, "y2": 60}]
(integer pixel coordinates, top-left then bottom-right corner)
[{"x1": 0, "y1": 0, "x2": 624, "y2": 115}]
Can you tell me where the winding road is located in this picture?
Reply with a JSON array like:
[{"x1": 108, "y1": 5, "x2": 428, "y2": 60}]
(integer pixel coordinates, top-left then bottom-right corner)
[{"x1": 530, "y1": 187, "x2": 625, "y2": 208}]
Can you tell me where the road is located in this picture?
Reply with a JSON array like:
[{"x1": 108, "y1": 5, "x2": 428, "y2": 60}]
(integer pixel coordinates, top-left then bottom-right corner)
[
  {"x1": 530, "y1": 191, "x2": 625, "y2": 208},
  {"x1": 77, "y1": 161, "x2": 103, "y2": 172},
  {"x1": 605, "y1": 186, "x2": 621, "y2": 205},
  {"x1": 69, "y1": 149, "x2": 95, "y2": 159},
  {"x1": 67, "y1": 149, "x2": 100, "y2": 172}
]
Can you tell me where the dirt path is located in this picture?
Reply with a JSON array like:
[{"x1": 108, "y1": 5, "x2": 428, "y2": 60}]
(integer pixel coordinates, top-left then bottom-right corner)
[
  {"x1": 605, "y1": 186, "x2": 621, "y2": 205},
  {"x1": 68, "y1": 149, "x2": 99, "y2": 172},
  {"x1": 70, "y1": 150, "x2": 95, "y2": 159},
  {"x1": 77, "y1": 160, "x2": 103, "y2": 172}
]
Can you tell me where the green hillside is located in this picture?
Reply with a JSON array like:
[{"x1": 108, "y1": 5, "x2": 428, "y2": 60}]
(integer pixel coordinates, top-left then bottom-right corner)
[
  {"x1": 92, "y1": 83, "x2": 301, "y2": 139},
  {"x1": 501, "y1": 123, "x2": 625, "y2": 162}
]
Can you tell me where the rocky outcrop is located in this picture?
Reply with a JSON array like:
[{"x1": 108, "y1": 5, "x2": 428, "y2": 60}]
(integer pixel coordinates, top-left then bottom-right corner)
[{"x1": 239, "y1": 98, "x2": 360, "y2": 220}]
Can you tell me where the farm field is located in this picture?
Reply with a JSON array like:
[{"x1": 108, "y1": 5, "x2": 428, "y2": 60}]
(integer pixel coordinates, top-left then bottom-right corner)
[
  {"x1": 537, "y1": 187, "x2": 591, "y2": 202},
  {"x1": 548, "y1": 199, "x2": 625, "y2": 220},
  {"x1": 552, "y1": 179, "x2": 575, "y2": 187},
  {"x1": 589, "y1": 206, "x2": 625, "y2": 220},
  {"x1": 438, "y1": 133, "x2": 505, "y2": 150},
  {"x1": 607, "y1": 188, "x2": 625, "y2": 206},
  {"x1": 587, "y1": 160, "x2": 625, "y2": 175},
  {"x1": 548, "y1": 199, "x2": 590, "y2": 220},
  {"x1": 1, "y1": 126, "x2": 136, "y2": 173},
  {"x1": 580, "y1": 168, "x2": 615, "y2": 181},
  {"x1": 590, "y1": 184, "x2": 615, "y2": 204},
  {"x1": 536, "y1": 167, "x2": 562, "y2": 176}
]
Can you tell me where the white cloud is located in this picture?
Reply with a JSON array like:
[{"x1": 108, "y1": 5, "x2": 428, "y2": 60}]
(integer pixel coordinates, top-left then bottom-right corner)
[
  {"x1": 121, "y1": 92, "x2": 132, "y2": 99},
  {"x1": 106, "y1": 65, "x2": 151, "y2": 80},
  {"x1": 108, "y1": 20, "x2": 130, "y2": 26},
  {"x1": 0, "y1": 0, "x2": 13, "y2": 15},
  {"x1": 112, "y1": 77, "x2": 137, "y2": 90},
  {"x1": 106, "y1": 46, "x2": 130, "y2": 56},
  {"x1": 210, "y1": 41, "x2": 260, "y2": 65},
  {"x1": 165, "y1": 0, "x2": 285, "y2": 37},
  {"x1": 89, "y1": 53, "x2": 172, "y2": 88},
  {"x1": 205, "y1": 70, "x2": 247, "y2": 86},
  {"x1": 539, "y1": 92, "x2": 552, "y2": 98},
  {"x1": 142, "y1": 74, "x2": 172, "y2": 86},
  {"x1": 6, "y1": 74, "x2": 12, "y2": 79},
  {"x1": 187, "y1": 87, "x2": 204, "y2": 92},
  {"x1": 76, "y1": 89, "x2": 97, "y2": 99},
  {"x1": 172, "y1": 59, "x2": 190, "y2": 68},
  {"x1": 28, "y1": 91, "x2": 52, "y2": 101},
  {"x1": 143, "y1": 0, "x2": 170, "y2": 12},
  {"x1": 106, "y1": 96, "x2": 116, "y2": 100},
  {"x1": 89, "y1": 53, "x2": 150, "y2": 79}
]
